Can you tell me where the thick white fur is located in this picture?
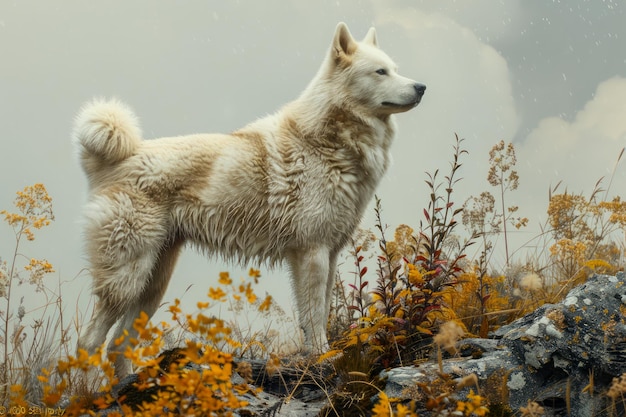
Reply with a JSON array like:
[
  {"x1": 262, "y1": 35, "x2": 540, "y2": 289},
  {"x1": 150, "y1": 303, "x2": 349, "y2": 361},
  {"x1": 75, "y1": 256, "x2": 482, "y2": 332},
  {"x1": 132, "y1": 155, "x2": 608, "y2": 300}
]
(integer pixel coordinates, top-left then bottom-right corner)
[{"x1": 74, "y1": 22, "x2": 425, "y2": 376}]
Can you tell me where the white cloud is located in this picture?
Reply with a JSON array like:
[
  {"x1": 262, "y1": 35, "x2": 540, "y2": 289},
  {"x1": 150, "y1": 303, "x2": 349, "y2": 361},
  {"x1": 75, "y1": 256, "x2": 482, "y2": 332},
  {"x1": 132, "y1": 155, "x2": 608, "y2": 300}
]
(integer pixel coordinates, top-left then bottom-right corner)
[
  {"x1": 518, "y1": 76, "x2": 626, "y2": 199},
  {"x1": 505, "y1": 77, "x2": 626, "y2": 263}
]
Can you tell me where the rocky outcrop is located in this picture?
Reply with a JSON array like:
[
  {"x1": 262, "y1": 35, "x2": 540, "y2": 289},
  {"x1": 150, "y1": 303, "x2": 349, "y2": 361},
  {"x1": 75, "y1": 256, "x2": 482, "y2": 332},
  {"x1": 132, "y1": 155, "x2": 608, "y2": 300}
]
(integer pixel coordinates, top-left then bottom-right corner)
[{"x1": 382, "y1": 272, "x2": 626, "y2": 416}]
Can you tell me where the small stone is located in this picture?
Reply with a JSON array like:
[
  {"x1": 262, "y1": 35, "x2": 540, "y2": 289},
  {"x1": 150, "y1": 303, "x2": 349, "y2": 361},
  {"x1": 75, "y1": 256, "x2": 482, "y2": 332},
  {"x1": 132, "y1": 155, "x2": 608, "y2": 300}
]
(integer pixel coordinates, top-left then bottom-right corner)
[
  {"x1": 564, "y1": 296, "x2": 578, "y2": 306},
  {"x1": 507, "y1": 372, "x2": 526, "y2": 390}
]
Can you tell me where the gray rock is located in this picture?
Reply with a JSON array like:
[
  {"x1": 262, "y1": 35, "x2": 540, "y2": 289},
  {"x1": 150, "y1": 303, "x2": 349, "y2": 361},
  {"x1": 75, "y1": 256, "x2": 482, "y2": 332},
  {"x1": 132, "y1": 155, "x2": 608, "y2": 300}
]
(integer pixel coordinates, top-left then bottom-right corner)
[
  {"x1": 381, "y1": 338, "x2": 519, "y2": 398},
  {"x1": 381, "y1": 273, "x2": 626, "y2": 416},
  {"x1": 497, "y1": 273, "x2": 626, "y2": 375},
  {"x1": 234, "y1": 390, "x2": 325, "y2": 417}
]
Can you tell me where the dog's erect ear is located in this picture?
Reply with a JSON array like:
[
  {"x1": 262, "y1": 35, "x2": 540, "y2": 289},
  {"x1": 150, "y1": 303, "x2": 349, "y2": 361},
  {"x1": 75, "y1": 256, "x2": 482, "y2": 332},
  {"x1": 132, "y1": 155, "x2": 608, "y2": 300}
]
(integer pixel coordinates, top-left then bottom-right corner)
[
  {"x1": 332, "y1": 22, "x2": 358, "y2": 59},
  {"x1": 362, "y1": 27, "x2": 378, "y2": 47}
]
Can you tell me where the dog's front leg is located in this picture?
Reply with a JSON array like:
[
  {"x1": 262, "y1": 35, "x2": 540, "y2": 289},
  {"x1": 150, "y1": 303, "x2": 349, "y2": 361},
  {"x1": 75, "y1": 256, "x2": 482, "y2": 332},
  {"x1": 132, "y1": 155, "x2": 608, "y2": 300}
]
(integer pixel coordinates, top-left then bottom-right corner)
[
  {"x1": 325, "y1": 250, "x2": 339, "y2": 333},
  {"x1": 287, "y1": 246, "x2": 331, "y2": 354}
]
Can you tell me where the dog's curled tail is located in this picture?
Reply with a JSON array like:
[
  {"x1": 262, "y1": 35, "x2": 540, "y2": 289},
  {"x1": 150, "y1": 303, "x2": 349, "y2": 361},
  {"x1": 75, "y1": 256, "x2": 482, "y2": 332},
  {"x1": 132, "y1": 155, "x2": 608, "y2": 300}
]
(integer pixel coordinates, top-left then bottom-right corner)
[{"x1": 73, "y1": 99, "x2": 142, "y2": 170}]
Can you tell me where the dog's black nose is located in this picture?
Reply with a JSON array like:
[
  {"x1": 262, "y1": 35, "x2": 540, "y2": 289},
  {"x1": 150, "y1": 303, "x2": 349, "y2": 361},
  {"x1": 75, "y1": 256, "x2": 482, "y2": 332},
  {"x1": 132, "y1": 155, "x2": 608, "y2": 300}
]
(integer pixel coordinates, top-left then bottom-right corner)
[{"x1": 414, "y1": 84, "x2": 426, "y2": 96}]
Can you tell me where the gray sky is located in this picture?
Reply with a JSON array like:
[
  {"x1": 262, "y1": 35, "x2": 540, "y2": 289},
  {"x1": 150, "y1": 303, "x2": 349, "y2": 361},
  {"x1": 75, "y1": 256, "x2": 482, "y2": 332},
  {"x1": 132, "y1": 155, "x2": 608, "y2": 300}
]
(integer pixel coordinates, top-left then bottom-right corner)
[{"x1": 1, "y1": 1, "x2": 625, "y2": 346}]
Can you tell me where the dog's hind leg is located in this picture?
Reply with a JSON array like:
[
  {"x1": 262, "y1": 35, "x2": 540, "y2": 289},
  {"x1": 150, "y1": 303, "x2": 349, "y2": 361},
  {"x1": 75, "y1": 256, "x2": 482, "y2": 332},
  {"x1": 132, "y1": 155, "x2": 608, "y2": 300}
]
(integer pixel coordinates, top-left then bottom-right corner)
[
  {"x1": 77, "y1": 298, "x2": 121, "y2": 357},
  {"x1": 77, "y1": 191, "x2": 171, "y2": 375},
  {"x1": 107, "y1": 238, "x2": 184, "y2": 377},
  {"x1": 77, "y1": 248, "x2": 162, "y2": 370},
  {"x1": 78, "y1": 247, "x2": 165, "y2": 373}
]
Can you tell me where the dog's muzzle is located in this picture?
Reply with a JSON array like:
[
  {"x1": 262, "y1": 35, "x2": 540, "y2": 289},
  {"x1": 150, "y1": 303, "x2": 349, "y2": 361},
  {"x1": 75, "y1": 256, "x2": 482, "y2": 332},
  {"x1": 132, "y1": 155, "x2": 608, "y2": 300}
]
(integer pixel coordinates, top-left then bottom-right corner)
[{"x1": 381, "y1": 83, "x2": 426, "y2": 110}]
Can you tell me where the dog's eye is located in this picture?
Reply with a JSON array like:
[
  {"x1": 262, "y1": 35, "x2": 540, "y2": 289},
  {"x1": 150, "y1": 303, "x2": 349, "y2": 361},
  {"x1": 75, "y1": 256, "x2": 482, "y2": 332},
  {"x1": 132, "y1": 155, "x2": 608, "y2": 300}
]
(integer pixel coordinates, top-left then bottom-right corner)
[{"x1": 375, "y1": 68, "x2": 388, "y2": 75}]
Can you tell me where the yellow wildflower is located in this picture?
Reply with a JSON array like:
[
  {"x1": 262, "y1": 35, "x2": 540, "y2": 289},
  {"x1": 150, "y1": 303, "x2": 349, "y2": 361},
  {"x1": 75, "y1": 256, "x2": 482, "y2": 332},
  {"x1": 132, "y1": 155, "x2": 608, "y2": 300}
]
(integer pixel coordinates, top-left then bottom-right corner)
[{"x1": 457, "y1": 389, "x2": 489, "y2": 416}]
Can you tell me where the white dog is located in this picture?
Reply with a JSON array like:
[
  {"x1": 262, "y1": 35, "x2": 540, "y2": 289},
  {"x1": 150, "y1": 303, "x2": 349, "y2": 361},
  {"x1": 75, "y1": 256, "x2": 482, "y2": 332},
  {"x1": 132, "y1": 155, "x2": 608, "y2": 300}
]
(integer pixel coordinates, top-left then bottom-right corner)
[{"x1": 74, "y1": 22, "x2": 425, "y2": 376}]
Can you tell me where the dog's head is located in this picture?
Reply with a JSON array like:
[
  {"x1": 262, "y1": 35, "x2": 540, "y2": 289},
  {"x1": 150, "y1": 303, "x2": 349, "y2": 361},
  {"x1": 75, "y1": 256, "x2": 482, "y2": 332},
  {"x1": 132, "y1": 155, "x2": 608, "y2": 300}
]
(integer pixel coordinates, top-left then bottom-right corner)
[{"x1": 328, "y1": 22, "x2": 426, "y2": 116}]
